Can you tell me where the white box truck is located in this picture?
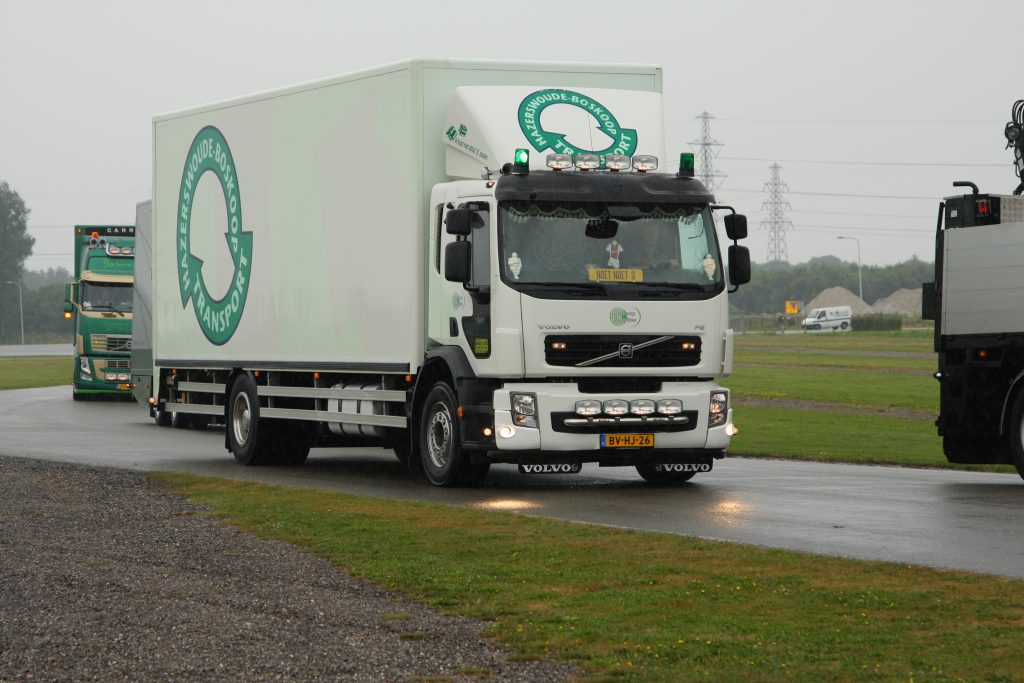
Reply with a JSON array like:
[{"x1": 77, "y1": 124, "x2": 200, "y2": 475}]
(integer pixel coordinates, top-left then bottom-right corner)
[{"x1": 138, "y1": 59, "x2": 751, "y2": 486}]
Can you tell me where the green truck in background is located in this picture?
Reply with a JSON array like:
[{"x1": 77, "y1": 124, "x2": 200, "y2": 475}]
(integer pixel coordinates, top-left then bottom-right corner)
[{"x1": 64, "y1": 225, "x2": 136, "y2": 399}]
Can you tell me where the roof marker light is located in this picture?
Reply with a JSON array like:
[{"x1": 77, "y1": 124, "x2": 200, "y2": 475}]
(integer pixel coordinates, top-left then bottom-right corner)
[
  {"x1": 605, "y1": 154, "x2": 630, "y2": 171},
  {"x1": 574, "y1": 154, "x2": 600, "y2": 171},
  {"x1": 632, "y1": 155, "x2": 658, "y2": 172},
  {"x1": 546, "y1": 153, "x2": 573, "y2": 170},
  {"x1": 677, "y1": 153, "x2": 695, "y2": 178},
  {"x1": 512, "y1": 148, "x2": 530, "y2": 175}
]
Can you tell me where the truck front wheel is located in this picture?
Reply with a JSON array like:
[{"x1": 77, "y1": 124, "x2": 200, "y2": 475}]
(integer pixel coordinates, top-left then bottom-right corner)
[
  {"x1": 1007, "y1": 392, "x2": 1024, "y2": 481},
  {"x1": 419, "y1": 382, "x2": 488, "y2": 487},
  {"x1": 635, "y1": 462, "x2": 698, "y2": 485},
  {"x1": 227, "y1": 373, "x2": 274, "y2": 466}
]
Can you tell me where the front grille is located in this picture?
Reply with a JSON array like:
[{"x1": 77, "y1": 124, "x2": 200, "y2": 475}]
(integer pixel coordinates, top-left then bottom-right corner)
[
  {"x1": 104, "y1": 359, "x2": 131, "y2": 369},
  {"x1": 91, "y1": 334, "x2": 131, "y2": 352},
  {"x1": 545, "y1": 335, "x2": 701, "y2": 368}
]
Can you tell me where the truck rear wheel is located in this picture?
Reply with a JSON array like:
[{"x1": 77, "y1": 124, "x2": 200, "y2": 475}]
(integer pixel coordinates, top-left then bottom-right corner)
[
  {"x1": 1007, "y1": 392, "x2": 1024, "y2": 481},
  {"x1": 227, "y1": 373, "x2": 274, "y2": 466},
  {"x1": 419, "y1": 382, "x2": 489, "y2": 487},
  {"x1": 635, "y1": 462, "x2": 698, "y2": 485}
]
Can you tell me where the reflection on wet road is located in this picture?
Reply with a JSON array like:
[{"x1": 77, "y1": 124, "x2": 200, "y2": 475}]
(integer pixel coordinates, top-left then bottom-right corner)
[{"x1": 3, "y1": 386, "x2": 1023, "y2": 577}]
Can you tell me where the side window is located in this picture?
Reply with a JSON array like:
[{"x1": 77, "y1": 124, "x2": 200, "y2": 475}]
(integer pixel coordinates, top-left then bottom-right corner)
[
  {"x1": 469, "y1": 207, "x2": 490, "y2": 289},
  {"x1": 434, "y1": 204, "x2": 444, "y2": 273}
]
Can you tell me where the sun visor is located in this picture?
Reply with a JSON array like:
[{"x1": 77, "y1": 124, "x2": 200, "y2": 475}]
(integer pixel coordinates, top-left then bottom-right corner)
[{"x1": 443, "y1": 86, "x2": 664, "y2": 179}]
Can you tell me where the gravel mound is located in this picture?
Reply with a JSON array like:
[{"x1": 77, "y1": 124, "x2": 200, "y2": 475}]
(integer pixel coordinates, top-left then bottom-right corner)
[{"x1": 0, "y1": 456, "x2": 576, "y2": 682}]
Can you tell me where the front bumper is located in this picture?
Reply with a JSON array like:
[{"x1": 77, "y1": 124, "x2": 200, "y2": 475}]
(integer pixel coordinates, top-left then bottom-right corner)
[{"x1": 490, "y1": 381, "x2": 732, "y2": 453}]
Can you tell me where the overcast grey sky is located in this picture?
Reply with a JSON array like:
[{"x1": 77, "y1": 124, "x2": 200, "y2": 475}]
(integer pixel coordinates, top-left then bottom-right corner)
[{"x1": 1, "y1": 0, "x2": 1016, "y2": 271}]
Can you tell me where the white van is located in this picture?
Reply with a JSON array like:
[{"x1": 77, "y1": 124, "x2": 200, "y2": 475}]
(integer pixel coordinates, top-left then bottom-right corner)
[{"x1": 801, "y1": 306, "x2": 853, "y2": 331}]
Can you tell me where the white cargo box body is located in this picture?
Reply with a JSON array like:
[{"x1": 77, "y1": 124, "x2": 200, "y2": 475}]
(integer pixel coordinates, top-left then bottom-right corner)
[
  {"x1": 152, "y1": 59, "x2": 661, "y2": 371},
  {"x1": 941, "y1": 196, "x2": 1024, "y2": 337}
]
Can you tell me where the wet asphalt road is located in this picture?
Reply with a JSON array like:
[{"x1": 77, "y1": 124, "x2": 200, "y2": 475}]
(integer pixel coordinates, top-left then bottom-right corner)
[{"x1": 2, "y1": 385, "x2": 1023, "y2": 578}]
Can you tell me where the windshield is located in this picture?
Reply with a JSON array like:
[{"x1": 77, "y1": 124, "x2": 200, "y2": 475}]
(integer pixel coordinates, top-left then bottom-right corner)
[
  {"x1": 81, "y1": 282, "x2": 133, "y2": 313},
  {"x1": 498, "y1": 201, "x2": 723, "y2": 296}
]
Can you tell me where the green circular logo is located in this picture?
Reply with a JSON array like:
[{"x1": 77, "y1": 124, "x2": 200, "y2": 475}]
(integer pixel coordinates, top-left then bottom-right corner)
[
  {"x1": 518, "y1": 89, "x2": 639, "y2": 164},
  {"x1": 176, "y1": 126, "x2": 253, "y2": 346},
  {"x1": 610, "y1": 307, "x2": 641, "y2": 327}
]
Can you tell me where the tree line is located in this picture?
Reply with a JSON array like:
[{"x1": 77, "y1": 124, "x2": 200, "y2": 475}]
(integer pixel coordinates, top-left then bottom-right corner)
[{"x1": 730, "y1": 255, "x2": 934, "y2": 316}]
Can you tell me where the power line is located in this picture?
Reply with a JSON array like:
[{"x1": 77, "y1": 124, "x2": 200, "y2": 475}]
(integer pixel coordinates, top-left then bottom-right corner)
[
  {"x1": 725, "y1": 187, "x2": 935, "y2": 200},
  {"x1": 720, "y1": 156, "x2": 1003, "y2": 168}
]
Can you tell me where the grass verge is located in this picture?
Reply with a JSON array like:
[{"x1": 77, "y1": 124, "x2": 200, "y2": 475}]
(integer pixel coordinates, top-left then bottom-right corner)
[
  {"x1": 156, "y1": 472, "x2": 1024, "y2": 682},
  {"x1": 725, "y1": 366, "x2": 938, "y2": 412},
  {"x1": 735, "y1": 331, "x2": 933, "y2": 353},
  {"x1": 729, "y1": 406, "x2": 1013, "y2": 472},
  {"x1": 0, "y1": 356, "x2": 69, "y2": 390}
]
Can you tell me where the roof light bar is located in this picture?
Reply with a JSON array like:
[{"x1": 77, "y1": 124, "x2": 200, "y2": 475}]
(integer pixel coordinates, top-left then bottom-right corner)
[
  {"x1": 632, "y1": 155, "x2": 658, "y2": 172},
  {"x1": 546, "y1": 153, "x2": 573, "y2": 170},
  {"x1": 604, "y1": 154, "x2": 630, "y2": 171},
  {"x1": 574, "y1": 154, "x2": 600, "y2": 171}
]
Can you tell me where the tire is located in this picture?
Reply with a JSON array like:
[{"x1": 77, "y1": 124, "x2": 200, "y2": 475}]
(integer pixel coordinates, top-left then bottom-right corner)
[
  {"x1": 391, "y1": 439, "x2": 411, "y2": 465},
  {"x1": 1006, "y1": 391, "x2": 1024, "y2": 481},
  {"x1": 419, "y1": 382, "x2": 489, "y2": 487},
  {"x1": 840, "y1": 321, "x2": 849, "y2": 330},
  {"x1": 635, "y1": 462, "x2": 698, "y2": 485},
  {"x1": 227, "y1": 373, "x2": 274, "y2": 466},
  {"x1": 72, "y1": 389, "x2": 83, "y2": 401},
  {"x1": 154, "y1": 406, "x2": 172, "y2": 427},
  {"x1": 171, "y1": 411, "x2": 191, "y2": 429},
  {"x1": 273, "y1": 420, "x2": 312, "y2": 466}
]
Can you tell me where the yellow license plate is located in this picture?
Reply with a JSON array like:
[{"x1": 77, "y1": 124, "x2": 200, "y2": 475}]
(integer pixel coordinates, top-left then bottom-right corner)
[{"x1": 601, "y1": 433, "x2": 654, "y2": 448}]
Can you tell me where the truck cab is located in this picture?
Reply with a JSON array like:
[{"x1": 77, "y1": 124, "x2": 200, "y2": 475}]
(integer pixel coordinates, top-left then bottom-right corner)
[
  {"x1": 421, "y1": 152, "x2": 750, "y2": 484},
  {"x1": 65, "y1": 225, "x2": 135, "y2": 399}
]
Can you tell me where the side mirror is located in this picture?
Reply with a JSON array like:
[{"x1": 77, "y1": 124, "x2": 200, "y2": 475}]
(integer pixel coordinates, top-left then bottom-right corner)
[
  {"x1": 728, "y1": 245, "x2": 751, "y2": 287},
  {"x1": 921, "y1": 282, "x2": 937, "y2": 321},
  {"x1": 445, "y1": 209, "x2": 472, "y2": 236},
  {"x1": 725, "y1": 214, "x2": 748, "y2": 241},
  {"x1": 64, "y1": 283, "x2": 72, "y2": 304},
  {"x1": 63, "y1": 302, "x2": 73, "y2": 314},
  {"x1": 445, "y1": 241, "x2": 471, "y2": 282}
]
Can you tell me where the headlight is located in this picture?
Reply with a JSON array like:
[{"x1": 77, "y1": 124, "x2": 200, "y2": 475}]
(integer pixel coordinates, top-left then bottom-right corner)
[
  {"x1": 106, "y1": 373, "x2": 117, "y2": 381},
  {"x1": 575, "y1": 399, "x2": 602, "y2": 416},
  {"x1": 709, "y1": 391, "x2": 728, "y2": 426},
  {"x1": 511, "y1": 392, "x2": 538, "y2": 429},
  {"x1": 657, "y1": 399, "x2": 683, "y2": 415},
  {"x1": 80, "y1": 357, "x2": 91, "y2": 374},
  {"x1": 630, "y1": 399, "x2": 656, "y2": 415},
  {"x1": 603, "y1": 399, "x2": 628, "y2": 416}
]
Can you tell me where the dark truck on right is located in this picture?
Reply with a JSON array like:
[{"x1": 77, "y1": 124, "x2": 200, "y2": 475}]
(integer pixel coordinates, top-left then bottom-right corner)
[{"x1": 924, "y1": 99, "x2": 1024, "y2": 479}]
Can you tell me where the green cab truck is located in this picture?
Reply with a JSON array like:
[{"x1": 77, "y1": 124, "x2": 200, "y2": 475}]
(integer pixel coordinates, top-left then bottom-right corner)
[{"x1": 64, "y1": 225, "x2": 136, "y2": 399}]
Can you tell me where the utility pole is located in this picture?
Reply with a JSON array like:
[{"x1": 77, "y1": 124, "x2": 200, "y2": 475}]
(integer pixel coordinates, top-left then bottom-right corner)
[
  {"x1": 761, "y1": 163, "x2": 793, "y2": 262},
  {"x1": 6, "y1": 281, "x2": 24, "y2": 345},
  {"x1": 837, "y1": 236, "x2": 863, "y2": 301},
  {"x1": 689, "y1": 111, "x2": 726, "y2": 193}
]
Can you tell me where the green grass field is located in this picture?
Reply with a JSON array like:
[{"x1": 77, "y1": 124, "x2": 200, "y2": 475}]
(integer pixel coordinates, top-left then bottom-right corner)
[
  {"x1": 157, "y1": 473, "x2": 1024, "y2": 682},
  {"x1": 0, "y1": 356, "x2": 69, "y2": 390}
]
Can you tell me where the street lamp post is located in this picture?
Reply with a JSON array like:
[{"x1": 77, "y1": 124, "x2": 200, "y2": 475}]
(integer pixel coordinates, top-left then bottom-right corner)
[
  {"x1": 836, "y1": 236, "x2": 863, "y2": 302},
  {"x1": 5, "y1": 280, "x2": 24, "y2": 345}
]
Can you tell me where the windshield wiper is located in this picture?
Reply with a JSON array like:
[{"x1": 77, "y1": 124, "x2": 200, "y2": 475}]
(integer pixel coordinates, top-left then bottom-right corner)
[
  {"x1": 637, "y1": 283, "x2": 710, "y2": 296},
  {"x1": 521, "y1": 282, "x2": 608, "y2": 296}
]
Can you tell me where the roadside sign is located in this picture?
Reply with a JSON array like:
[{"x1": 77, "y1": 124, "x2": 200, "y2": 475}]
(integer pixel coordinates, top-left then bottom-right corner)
[{"x1": 785, "y1": 300, "x2": 801, "y2": 315}]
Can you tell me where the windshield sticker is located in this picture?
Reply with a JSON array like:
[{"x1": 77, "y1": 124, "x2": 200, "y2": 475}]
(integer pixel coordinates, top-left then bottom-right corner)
[
  {"x1": 588, "y1": 267, "x2": 644, "y2": 283},
  {"x1": 702, "y1": 253, "x2": 717, "y2": 280},
  {"x1": 606, "y1": 240, "x2": 624, "y2": 268},
  {"x1": 507, "y1": 252, "x2": 523, "y2": 280}
]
